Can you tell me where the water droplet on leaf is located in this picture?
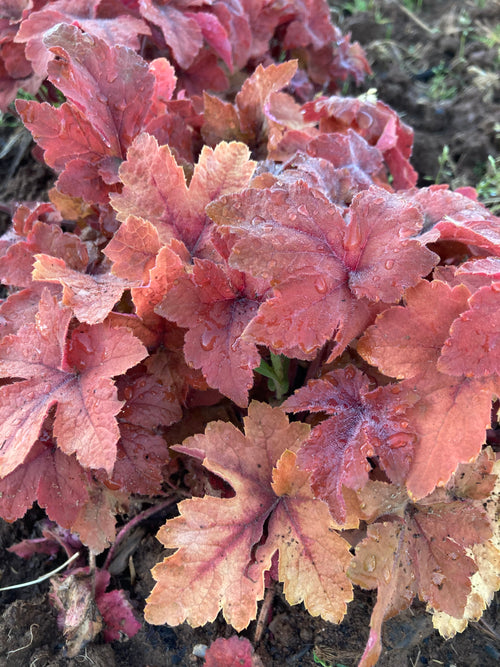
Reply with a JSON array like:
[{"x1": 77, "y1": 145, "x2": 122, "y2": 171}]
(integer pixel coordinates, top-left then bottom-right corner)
[
  {"x1": 384, "y1": 259, "x2": 395, "y2": 270},
  {"x1": 431, "y1": 571, "x2": 445, "y2": 586},
  {"x1": 364, "y1": 555, "x2": 377, "y2": 572},
  {"x1": 387, "y1": 432, "x2": 416, "y2": 448},
  {"x1": 314, "y1": 276, "x2": 328, "y2": 294},
  {"x1": 344, "y1": 222, "x2": 362, "y2": 251},
  {"x1": 201, "y1": 333, "x2": 217, "y2": 351}
]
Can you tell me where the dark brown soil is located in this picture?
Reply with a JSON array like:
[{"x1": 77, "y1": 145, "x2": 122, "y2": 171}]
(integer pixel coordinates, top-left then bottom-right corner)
[{"x1": 1, "y1": 1, "x2": 499, "y2": 665}]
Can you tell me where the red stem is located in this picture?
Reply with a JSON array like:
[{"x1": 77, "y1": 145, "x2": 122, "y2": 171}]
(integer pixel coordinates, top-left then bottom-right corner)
[{"x1": 103, "y1": 498, "x2": 177, "y2": 572}]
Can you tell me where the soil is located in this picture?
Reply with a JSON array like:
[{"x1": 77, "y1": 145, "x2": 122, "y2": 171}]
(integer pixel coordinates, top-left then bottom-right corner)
[{"x1": 0, "y1": 1, "x2": 499, "y2": 665}]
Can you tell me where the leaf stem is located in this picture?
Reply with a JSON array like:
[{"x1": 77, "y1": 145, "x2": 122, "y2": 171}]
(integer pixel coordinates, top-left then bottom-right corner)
[
  {"x1": 103, "y1": 498, "x2": 177, "y2": 572},
  {"x1": 255, "y1": 353, "x2": 290, "y2": 400}
]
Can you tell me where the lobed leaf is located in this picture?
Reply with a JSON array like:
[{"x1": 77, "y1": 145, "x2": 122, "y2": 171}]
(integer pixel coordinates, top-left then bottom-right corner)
[
  {"x1": 358, "y1": 279, "x2": 497, "y2": 499},
  {"x1": 349, "y1": 494, "x2": 492, "y2": 667},
  {"x1": 111, "y1": 134, "x2": 255, "y2": 251},
  {"x1": 145, "y1": 402, "x2": 353, "y2": 629},
  {"x1": 284, "y1": 367, "x2": 418, "y2": 522},
  {"x1": 209, "y1": 183, "x2": 437, "y2": 359},
  {"x1": 0, "y1": 290, "x2": 147, "y2": 476}
]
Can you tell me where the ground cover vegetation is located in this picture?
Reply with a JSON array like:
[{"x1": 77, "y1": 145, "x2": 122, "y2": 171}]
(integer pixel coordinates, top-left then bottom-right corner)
[{"x1": 0, "y1": 0, "x2": 499, "y2": 665}]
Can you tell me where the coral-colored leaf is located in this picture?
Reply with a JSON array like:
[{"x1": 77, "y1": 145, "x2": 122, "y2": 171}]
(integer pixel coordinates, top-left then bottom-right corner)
[
  {"x1": 112, "y1": 424, "x2": 168, "y2": 495},
  {"x1": 145, "y1": 402, "x2": 353, "y2": 630},
  {"x1": 303, "y1": 95, "x2": 417, "y2": 189},
  {"x1": 202, "y1": 92, "x2": 243, "y2": 145},
  {"x1": 71, "y1": 483, "x2": 127, "y2": 552},
  {"x1": 118, "y1": 367, "x2": 182, "y2": 431},
  {"x1": 16, "y1": 24, "x2": 154, "y2": 202},
  {"x1": 0, "y1": 419, "x2": 124, "y2": 552},
  {"x1": 156, "y1": 257, "x2": 263, "y2": 407},
  {"x1": 43, "y1": 23, "x2": 153, "y2": 154},
  {"x1": 111, "y1": 134, "x2": 255, "y2": 251},
  {"x1": 16, "y1": 1, "x2": 150, "y2": 77},
  {"x1": 284, "y1": 367, "x2": 418, "y2": 522},
  {"x1": 0, "y1": 289, "x2": 147, "y2": 476},
  {"x1": 349, "y1": 496, "x2": 492, "y2": 667},
  {"x1": 145, "y1": 57, "x2": 177, "y2": 121},
  {"x1": 413, "y1": 185, "x2": 500, "y2": 255},
  {"x1": 103, "y1": 215, "x2": 161, "y2": 283},
  {"x1": 304, "y1": 129, "x2": 386, "y2": 203},
  {"x1": 0, "y1": 205, "x2": 87, "y2": 288},
  {"x1": 202, "y1": 61, "x2": 298, "y2": 147},
  {"x1": 433, "y1": 457, "x2": 500, "y2": 637},
  {"x1": 438, "y1": 283, "x2": 500, "y2": 378},
  {"x1": 204, "y1": 636, "x2": 263, "y2": 667},
  {"x1": 188, "y1": 10, "x2": 233, "y2": 70},
  {"x1": 209, "y1": 183, "x2": 436, "y2": 358},
  {"x1": 236, "y1": 61, "x2": 298, "y2": 136},
  {"x1": 32, "y1": 253, "x2": 133, "y2": 324},
  {"x1": 358, "y1": 279, "x2": 497, "y2": 499},
  {"x1": 139, "y1": 0, "x2": 203, "y2": 69},
  {"x1": 97, "y1": 586, "x2": 142, "y2": 642},
  {"x1": 358, "y1": 280, "x2": 471, "y2": 379}
]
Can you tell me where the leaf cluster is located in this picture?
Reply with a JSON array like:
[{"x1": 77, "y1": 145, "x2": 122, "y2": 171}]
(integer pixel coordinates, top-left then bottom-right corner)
[{"x1": 0, "y1": 5, "x2": 499, "y2": 665}]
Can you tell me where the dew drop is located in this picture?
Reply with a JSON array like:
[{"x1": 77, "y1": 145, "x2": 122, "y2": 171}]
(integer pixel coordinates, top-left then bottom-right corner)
[
  {"x1": 123, "y1": 387, "x2": 133, "y2": 400},
  {"x1": 431, "y1": 571, "x2": 445, "y2": 586},
  {"x1": 314, "y1": 276, "x2": 328, "y2": 294},
  {"x1": 27, "y1": 392, "x2": 35, "y2": 400},
  {"x1": 382, "y1": 567, "x2": 391, "y2": 583},
  {"x1": 387, "y1": 432, "x2": 416, "y2": 448},
  {"x1": 364, "y1": 555, "x2": 377, "y2": 573},
  {"x1": 400, "y1": 420, "x2": 409, "y2": 429},
  {"x1": 43, "y1": 383, "x2": 51, "y2": 394},
  {"x1": 298, "y1": 204, "x2": 308, "y2": 216},
  {"x1": 344, "y1": 222, "x2": 362, "y2": 251},
  {"x1": 289, "y1": 212, "x2": 297, "y2": 222},
  {"x1": 251, "y1": 215, "x2": 265, "y2": 226},
  {"x1": 384, "y1": 259, "x2": 395, "y2": 270},
  {"x1": 201, "y1": 333, "x2": 217, "y2": 351}
]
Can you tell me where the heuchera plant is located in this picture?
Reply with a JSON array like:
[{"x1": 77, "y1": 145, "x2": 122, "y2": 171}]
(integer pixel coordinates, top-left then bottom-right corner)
[{"x1": 0, "y1": 3, "x2": 499, "y2": 665}]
